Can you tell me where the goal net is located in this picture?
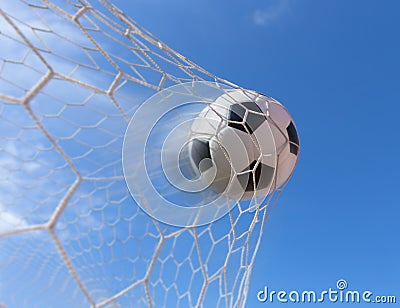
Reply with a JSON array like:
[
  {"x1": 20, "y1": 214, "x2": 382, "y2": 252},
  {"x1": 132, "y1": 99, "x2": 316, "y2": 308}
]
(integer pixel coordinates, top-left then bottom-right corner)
[{"x1": 0, "y1": 1, "x2": 285, "y2": 307}]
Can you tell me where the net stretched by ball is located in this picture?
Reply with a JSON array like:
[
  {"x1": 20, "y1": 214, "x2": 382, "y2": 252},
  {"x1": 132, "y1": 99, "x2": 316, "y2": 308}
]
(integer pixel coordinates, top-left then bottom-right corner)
[{"x1": 0, "y1": 1, "x2": 299, "y2": 307}]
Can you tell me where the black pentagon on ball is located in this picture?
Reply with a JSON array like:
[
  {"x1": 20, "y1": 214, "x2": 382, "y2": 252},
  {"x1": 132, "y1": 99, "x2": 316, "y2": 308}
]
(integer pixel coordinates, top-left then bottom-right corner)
[
  {"x1": 286, "y1": 121, "x2": 299, "y2": 155},
  {"x1": 189, "y1": 138, "x2": 213, "y2": 171},
  {"x1": 237, "y1": 160, "x2": 275, "y2": 192},
  {"x1": 228, "y1": 101, "x2": 265, "y2": 134}
]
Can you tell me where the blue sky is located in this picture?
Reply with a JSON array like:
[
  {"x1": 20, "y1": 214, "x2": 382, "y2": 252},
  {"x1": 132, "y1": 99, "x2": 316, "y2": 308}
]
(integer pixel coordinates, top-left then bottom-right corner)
[{"x1": 114, "y1": 0, "x2": 400, "y2": 306}]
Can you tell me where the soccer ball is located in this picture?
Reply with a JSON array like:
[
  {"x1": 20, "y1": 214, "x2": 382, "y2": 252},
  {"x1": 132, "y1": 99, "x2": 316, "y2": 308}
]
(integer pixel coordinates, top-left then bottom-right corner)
[{"x1": 188, "y1": 89, "x2": 299, "y2": 200}]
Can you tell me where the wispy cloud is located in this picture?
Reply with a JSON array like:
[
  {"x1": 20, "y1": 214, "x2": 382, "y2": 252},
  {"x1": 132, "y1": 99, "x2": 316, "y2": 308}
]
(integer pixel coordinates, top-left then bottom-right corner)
[
  {"x1": 0, "y1": 204, "x2": 28, "y2": 233},
  {"x1": 0, "y1": 137, "x2": 40, "y2": 233},
  {"x1": 253, "y1": 0, "x2": 290, "y2": 26}
]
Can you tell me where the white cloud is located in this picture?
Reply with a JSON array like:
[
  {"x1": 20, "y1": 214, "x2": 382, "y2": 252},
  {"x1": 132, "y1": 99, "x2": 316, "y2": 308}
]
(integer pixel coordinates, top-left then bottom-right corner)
[
  {"x1": 0, "y1": 144, "x2": 37, "y2": 233},
  {"x1": 0, "y1": 203, "x2": 28, "y2": 233},
  {"x1": 253, "y1": 0, "x2": 290, "y2": 26}
]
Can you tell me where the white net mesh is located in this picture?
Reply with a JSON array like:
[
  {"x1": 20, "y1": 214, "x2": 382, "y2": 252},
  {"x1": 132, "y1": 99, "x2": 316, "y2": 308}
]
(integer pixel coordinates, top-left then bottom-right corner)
[{"x1": 0, "y1": 1, "x2": 287, "y2": 307}]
